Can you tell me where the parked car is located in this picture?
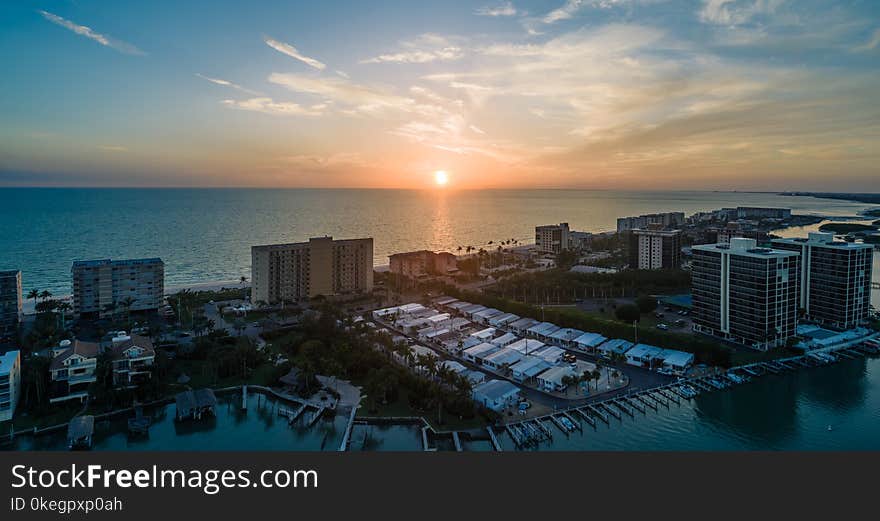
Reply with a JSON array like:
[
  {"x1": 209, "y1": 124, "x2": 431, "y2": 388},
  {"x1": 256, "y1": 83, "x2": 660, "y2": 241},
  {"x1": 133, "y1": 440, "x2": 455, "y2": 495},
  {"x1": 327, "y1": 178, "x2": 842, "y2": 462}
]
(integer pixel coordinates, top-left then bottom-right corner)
[{"x1": 656, "y1": 323, "x2": 669, "y2": 331}]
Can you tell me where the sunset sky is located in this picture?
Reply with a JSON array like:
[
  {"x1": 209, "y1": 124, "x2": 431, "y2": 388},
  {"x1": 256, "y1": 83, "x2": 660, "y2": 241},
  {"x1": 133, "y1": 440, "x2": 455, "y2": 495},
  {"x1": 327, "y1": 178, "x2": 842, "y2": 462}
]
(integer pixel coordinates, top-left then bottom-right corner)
[{"x1": 1, "y1": 0, "x2": 879, "y2": 190}]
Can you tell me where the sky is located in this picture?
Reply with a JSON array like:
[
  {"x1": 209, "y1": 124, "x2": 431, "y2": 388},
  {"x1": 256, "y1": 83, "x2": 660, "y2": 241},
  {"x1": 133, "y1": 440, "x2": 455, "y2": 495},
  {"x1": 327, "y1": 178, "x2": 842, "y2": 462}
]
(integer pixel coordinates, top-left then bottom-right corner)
[{"x1": 0, "y1": 0, "x2": 879, "y2": 190}]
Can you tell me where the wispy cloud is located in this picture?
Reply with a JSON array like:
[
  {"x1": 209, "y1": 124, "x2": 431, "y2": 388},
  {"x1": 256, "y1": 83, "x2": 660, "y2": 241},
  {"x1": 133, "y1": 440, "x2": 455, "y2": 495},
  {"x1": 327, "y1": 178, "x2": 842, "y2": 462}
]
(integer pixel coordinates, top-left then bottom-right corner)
[
  {"x1": 222, "y1": 97, "x2": 324, "y2": 117},
  {"x1": 38, "y1": 10, "x2": 144, "y2": 55},
  {"x1": 698, "y1": 0, "x2": 785, "y2": 26},
  {"x1": 853, "y1": 28, "x2": 880, "y2": 52},
  {"x1": 475, "y1": 2, "x2": 518, "y2": 17},
  {"x1": 263, "y1": 36, "x2": 326, "y2": 70},
  {"x1": 360, "y1": 34, "x2": 464, "y2": 64},
  {"x1": 196, "y1": 74, "x2": 261, "y2": 95},
  {"x1": 543, "y1": 0, "x2": 585, "y2": 24}
]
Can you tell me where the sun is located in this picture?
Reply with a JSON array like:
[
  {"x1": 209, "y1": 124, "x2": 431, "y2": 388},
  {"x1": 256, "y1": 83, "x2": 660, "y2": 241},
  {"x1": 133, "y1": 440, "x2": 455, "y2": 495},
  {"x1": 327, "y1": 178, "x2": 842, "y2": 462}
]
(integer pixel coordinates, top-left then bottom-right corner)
[{"x1": 434, "y1": 170, "x2": 449, "y2": 186}]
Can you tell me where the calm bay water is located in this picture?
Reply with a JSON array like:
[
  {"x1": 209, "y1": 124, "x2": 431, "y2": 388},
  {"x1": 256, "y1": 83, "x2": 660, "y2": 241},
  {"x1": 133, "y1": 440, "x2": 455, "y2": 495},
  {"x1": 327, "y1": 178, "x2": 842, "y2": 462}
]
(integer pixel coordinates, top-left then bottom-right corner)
[{"x1": 0, "y1": 188, "x2": 877, "y2": 297}]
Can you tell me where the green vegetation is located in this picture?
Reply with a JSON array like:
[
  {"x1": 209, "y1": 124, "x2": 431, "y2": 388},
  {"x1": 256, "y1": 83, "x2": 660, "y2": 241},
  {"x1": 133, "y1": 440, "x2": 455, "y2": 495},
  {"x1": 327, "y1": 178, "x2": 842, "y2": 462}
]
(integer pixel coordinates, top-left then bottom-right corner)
[
  {"x1": 614, "y1": 303, "x2": 641, "y2": 322},
  {"x1": 818, "y1": 222, "x2": 878, "y2": 234},
  {"x1": 635, "y1": 295, "x2": 658, "y2": 314},
  {"x1": 486, "y1": 268, "x2": 691, "y2": 303},
  {"x1": 441, "y1": 285, "x2": 734, "y2": 366}
]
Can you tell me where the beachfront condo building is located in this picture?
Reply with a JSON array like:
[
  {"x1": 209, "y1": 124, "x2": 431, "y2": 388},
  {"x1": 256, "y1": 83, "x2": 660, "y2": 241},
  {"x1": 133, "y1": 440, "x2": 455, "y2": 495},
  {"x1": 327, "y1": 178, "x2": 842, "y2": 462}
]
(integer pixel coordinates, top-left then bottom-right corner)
[
  {"x1": 772, "y1": 232, "x2": 873, "y2": 330},
  {"x1": 0, "y1": 350, "x2": 21, "y2": 422},
  {"x1": 535, "y1": 223, "x2": 570, "y2": 254},
  {"x1": 629, "y1": 227, "x2": 682, "y2": 270},
  {"x1": 692, "y1": 238, "x2": 800, "y2": 351},
  {"x1": 0, "y1": 270, "x2": 22, "y2": 337},
  {"x1": 251, "y1": 236, "x2": 373, "y2": 304},
  {"x1": 389, "y1": 250, "x2": 458, "y2": 280},
  {"x1": 617, "y1": 212, "x2": 685, "y2": 232},
  {"x1": 71, "y1": 258, "x2": 165, "y2": 318}
]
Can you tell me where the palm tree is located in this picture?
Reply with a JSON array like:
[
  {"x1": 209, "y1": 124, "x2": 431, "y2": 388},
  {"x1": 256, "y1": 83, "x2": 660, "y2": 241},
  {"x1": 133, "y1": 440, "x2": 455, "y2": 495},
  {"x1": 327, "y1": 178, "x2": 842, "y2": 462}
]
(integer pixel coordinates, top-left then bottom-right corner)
[
  {"x1": 39, "y1": 289, "x2": 52, "y2": 302},
  {"x1": 103, "y1": 302, "x2": 118, "y2": 322},
  {"x1": 240, "y1": 276, "x2": 248, "y2": 285},
  {"x1": 120, "y1": 296, "x2": 136, "y2": 327},
  {"x1": 27, "y1": 289, "x2": 40, "y2": 309},
  {"x1": 56, "y1": 301, "x2": 72, "y2": 330}
]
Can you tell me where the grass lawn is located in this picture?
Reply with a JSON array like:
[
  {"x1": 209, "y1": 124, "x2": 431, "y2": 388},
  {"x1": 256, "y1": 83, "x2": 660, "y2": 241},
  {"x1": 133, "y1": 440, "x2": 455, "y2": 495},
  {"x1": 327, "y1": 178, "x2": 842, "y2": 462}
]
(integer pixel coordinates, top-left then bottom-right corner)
[
  {"x1": 165, "y1": 360, "x2": 279, "y2": 389},
  {"x1": 356, "y1": 388, "x2": 487, "y2": 431},
  {"x1": 3, "y1": 403, "x2": 84, "y2": 432}
]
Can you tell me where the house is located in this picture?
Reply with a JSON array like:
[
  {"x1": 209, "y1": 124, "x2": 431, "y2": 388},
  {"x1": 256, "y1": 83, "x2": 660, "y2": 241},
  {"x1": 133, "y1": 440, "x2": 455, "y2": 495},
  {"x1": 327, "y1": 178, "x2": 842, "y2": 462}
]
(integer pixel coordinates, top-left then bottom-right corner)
[
  {"x1": 49, "y1": 339, "x2": 100, "y2": 404},
  {"x1": 449, "y1": 317, "x2": 471, "y2": 331},
  {"x1": 432, "y1": 296, "x2": 459, "y2": 307},
  {"x1": 482, "y1": 348, "x2": 524, "y2": 371},
  {"x1": 657, "y1": 350, "x2": 695, "y2": 375},
  {"x1": 470, "y1": 327, "x2": 497, "y2": 342},
  {"x1": 440, "y1": 360, "x2": 468, "y2": 374},
  {"x1": 473, "y1": 308, "x2": 504, "y2": 325},
  {"x1": 463, "y1": 343, "x2": 500, "y2": 364},
  {"x1": 532, "y1": 345, "x2": 567, "y2": 364},
  {"x1": 548, "y1": 328, "x2": 584, "y2": 348},
  {"x1": 596, "y1": 339, "x2": 634, "y2": 359},
  {"x1": 508, "y1": 317, "x2": 540, "y2": 335},
  {"x1": 421, "y1": 328, "x2": 451, "y2": 343},
  {"x1": 536, "y1": 366, "x2": 576, "y2": 392},
  {"x1": 527, "y1": 322, "x2": 560, "y2": 341},
  {"x1": 447, "y1": 301, "x2": 472, "y2": 312},
  {"x1": 510, "y1": 357, "x2": 550, "y2": 383},
  {"x1": 472, "y1": 379, "x2": 521, "y2": 412},
  {"x1": 464, "y1": 370, "x2": 486, "y2": 385},
  {"x1": 460, "y1": 304, "x2": 487, "y2": 318},
  {"x1": 489, "y1": 312, "x2": 520, "y2": 327},
  {"x1": 109, "y1": 333, "x2": 156, "y2": 388},
  {"x1": 625, "y1": 344, "x2": 665, "y2": 368},
  {"x1": 508, "y1": 338, "x2": 545, "y2": 355},
  {"x1": 490, "y1": 332, "x2": 518, "y2": 347},
  {"x1": 573, "y1": 332, "x2": 608, "y2": 352}
]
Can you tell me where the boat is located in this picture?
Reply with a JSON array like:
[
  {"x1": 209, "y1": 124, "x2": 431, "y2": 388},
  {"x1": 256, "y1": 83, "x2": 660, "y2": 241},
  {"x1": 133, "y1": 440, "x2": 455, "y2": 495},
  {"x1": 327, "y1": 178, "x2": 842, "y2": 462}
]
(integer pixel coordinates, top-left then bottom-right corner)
[{"x1": 559, "y1": 416, "x2": 575, "y2": 432}]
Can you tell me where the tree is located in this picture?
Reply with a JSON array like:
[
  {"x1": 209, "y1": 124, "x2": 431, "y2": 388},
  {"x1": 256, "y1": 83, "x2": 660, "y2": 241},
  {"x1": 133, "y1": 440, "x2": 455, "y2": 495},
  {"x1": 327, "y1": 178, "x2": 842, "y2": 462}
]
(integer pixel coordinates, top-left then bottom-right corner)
[
  {"x1": 39, "y1": 290, "x2": 52, "y2": 302},
  {"x1": 615, "y1": 303, "x2": 641, "y2": 323},
  {"x1": 27, "y1": 289, "x2": 40, "y2": 309},
  {"x1": 120, "y1": 296, "x2": 136, "y2": 327},
  {"x1": 635, "y1": 295, "x2": 658, "y2": 314}
]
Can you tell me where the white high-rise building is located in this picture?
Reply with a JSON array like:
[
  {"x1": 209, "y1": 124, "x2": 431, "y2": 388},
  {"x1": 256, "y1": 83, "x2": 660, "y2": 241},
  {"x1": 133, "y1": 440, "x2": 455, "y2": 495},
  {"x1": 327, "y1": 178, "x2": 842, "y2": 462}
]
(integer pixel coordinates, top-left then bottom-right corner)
[
  {"x1": 535, "y1": 223, "x2": 570, "y2": 254},
  {"x1": 0, "y1": 350, "x2": 21, "y2": 422}
]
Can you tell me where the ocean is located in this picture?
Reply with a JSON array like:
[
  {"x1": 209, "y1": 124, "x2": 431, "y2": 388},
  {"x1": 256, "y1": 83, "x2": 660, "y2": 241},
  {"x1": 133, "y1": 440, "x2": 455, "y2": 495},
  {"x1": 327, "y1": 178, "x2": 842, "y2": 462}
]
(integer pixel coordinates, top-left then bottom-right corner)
[{"x1": 0, "y1": 188, "x2": 877, "y2": 298}]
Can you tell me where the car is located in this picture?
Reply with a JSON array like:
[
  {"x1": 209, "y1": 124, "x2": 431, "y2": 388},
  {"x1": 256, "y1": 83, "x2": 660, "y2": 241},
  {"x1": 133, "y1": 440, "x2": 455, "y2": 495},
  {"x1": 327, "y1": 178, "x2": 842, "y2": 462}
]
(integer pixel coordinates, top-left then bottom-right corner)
[
  {"x1": 518, "y1": 401, "x2": 531, "y2": 410},
  {"x1": 656, "y1": 323, "x2": 669, "y2": 331},
  {"x1": 251, "y1": 322, "x2": 260, "y2": 327}
]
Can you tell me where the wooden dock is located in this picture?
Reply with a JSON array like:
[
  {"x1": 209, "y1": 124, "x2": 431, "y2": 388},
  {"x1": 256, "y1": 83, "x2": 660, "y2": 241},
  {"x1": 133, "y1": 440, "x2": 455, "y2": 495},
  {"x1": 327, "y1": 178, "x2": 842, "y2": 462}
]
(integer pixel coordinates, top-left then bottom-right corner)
[
  {"x1": 486, "y1": 427, "x2": 503, "y2": 451},
  {"x1": 452, "y1": 431, "x2": 462, "y2": 451}
]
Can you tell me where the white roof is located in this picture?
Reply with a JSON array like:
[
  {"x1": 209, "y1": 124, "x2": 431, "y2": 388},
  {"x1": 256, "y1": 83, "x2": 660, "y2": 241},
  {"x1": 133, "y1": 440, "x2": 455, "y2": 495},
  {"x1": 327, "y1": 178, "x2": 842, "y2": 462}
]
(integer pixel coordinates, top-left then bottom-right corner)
[
  {"x1": 473, "y1": 379, "x2": 520, "y2": 401},
  {"x1": 508, "y1": 338, "x2": 545, "y2": 355},
  {"x1": 410, "y1": 345, "x2": 437, "y2": 358},
  {"x1": 461, "y1": 304, "x2": 487, "y2": 314},
  {"x1": 398, "y1": 303, "x2": 426, "y2": 314},
  {"x1": 448, "y1": 301, "x2": 472, "y2": 310},
  {"x1": 658, "y1": 350, "x2": 694, "y2": 367},
  {"x1": 509, "y1": 317, "x2": 539, "y2": 330},
  {"x1": 463, "y1": 342, "x2": 500, "y2": 358},
  {"x1": 510, "y1": 356, "x2": 551, "y2": 377},
  {"x1": 527, "y1": 322, "x2": 558, "y2": 335},
  {"x1": 598, "y1": 339, "x2": 634, "y2": 354},
  {"x1": 441, "y1": 360, "x2": 468, "y2": 373},
  {"x1": 626, "y1": 343, "x2": 664, "y2": 359},
  {"x1": 491, "y1": 332, "x2": 518, "y2": 346},
  {"x1": 428, "y1": 313, "x2": 451, "y2": 323},
  {"x1": 483, "y1": 348, "x2": 523, "y2": 367},
  {"x1": 537, "y1": 365, "x2": 574, "y2": 384},
  {"x1": 573, "y1": 332, "x2": 607, "y2": 347},
  {"x1": 489, "y1": 312, "x2": 520, "y2": 326},
  {"x1": 474, "y1": 308, "x2": 503, "y2": 319},
  {"x1": 470, "y1": 327, "x2": 497, "y2": 340},
  {"x1": 425, "y1": 328, "x2": 450, "y2": 339},
  {"x1": 465, "y1": 370, "x2": 486, "y2": 384},
  {"x1": 533, "y1": 345, "x2": 566, "y2": 362},
  {"x1": 0, "y1": 350, "x2": 20, "y2": 375},
  {"x1": 549, "y1": 328, "x2": 584, "y2": 342},
  {"x1": 433, "y1": 296, "x2": 458, "y2": 306},
  {"x1": 450, "y1": 317, "x2": 471, "y2": 328}
]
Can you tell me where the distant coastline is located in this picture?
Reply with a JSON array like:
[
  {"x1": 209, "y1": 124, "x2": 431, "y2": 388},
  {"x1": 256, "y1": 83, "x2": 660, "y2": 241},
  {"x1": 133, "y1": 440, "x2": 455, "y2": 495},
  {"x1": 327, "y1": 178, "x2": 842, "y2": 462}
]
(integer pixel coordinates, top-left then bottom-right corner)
[{"x1": 778, "y1": 192, "x2": 880, "y2": 206}]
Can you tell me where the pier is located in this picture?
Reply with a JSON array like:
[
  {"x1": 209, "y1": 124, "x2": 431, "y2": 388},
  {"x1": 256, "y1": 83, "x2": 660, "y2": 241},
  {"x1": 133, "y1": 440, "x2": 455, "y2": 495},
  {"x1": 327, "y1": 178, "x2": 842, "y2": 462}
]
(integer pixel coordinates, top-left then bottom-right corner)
[{"x1": 486, "y1": 427, "x2": 503, "y2": 451}]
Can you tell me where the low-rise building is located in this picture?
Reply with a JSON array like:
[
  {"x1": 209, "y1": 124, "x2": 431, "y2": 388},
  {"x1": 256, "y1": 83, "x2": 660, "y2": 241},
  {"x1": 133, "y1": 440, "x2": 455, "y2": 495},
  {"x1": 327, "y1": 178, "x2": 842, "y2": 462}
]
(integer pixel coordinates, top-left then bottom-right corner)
[
  {"x1": 109, "y1": 333, "x2": 156, "y2": 387},
  {"x1": 596, "y1": 339, "x2": 633, "y2": 358},
  {"x1": 625, "y1": 344, "x2": 665, "y2": 368},
  {"x1": 482, "y1": 348, "x2": 524, "y2": 371},
  {"x1": 510, "y1": 357, "x2": 551, "y2": 383},
  {"x1": 508, "y1": 317, "x2": 540, "y2": 335},
  {"x1": 573, "y1": 332, "x2": 608, "y2": 352},
  {"x1": 536, "y1": 366, "x2": 575, "y2": 392},
  {"x1": 0, "y1": 349, "x2": 21, "y2": 422},
  {"x1": 657, "y1": 350, "x2": 695, "y2": 375},
  {"x1": 473, "y1": 379, "x2": 521, "y2": 411},
  {"x1": 389, "y1": 250, "x2": 458, "y2": 281},
  {"x1": 507, "y1": 338, "x2": 545, "y2": 356},
  {"x1": 463, "y1": 343, "x2": 500, "y2": 364}
]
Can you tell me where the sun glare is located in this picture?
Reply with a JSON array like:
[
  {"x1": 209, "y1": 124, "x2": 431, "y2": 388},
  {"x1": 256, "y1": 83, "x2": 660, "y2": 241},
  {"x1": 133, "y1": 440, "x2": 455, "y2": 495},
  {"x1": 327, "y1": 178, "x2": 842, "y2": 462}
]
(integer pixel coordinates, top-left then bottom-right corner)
[{"x1": 434, "y1": 170, "x2": 449, "y2": 186}]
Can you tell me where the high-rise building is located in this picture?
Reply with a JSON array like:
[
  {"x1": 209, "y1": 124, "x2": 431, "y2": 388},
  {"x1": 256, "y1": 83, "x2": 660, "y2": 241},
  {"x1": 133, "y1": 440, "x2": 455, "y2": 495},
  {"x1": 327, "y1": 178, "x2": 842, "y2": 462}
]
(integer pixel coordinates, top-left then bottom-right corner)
[
  {"x1": 251, "y1": 236, "x2": 373, "y2": 304},
  {"x1": 535, "y1": 223, "x2": 570, "y2": 254},
  {"x1": 0, "y1": 349, "x2": 21, "y2": 422},
  {"x1": 692, "y1": 238, "x2": 800, "y2": 351},
  {"x1": 71, "y1": 258, "x2": 165, "y2": 318},
  {"x1": 630, "y1": 228, "x2": 682, "y2": 270},
  {"x1": 772, "y1": 232, "x2": 873, "y2": 330},
  {"x1": 0, "y1": 270, "x2": 22, "y2": 337},
  {"x1": 617, "y1": 212, "x2": 685, "y2": 232},
  {"x1": 389, "y1": 250, "x2": 458, "y2": 280}
]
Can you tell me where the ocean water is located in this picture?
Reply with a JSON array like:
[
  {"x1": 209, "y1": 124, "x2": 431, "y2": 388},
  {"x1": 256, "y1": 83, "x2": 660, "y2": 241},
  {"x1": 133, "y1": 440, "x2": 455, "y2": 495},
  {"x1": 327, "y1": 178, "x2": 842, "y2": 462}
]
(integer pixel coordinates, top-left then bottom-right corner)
[{"x1": 0, "y1": 188, "x2": 876, "y2": 297}]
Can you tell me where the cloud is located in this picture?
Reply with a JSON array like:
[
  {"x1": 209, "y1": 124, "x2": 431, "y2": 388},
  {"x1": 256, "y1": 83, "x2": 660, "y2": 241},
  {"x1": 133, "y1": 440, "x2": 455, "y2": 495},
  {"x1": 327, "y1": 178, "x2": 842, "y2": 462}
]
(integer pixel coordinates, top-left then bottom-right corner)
[
  {"x1": 543, "y1": 0, "x2": 585, "y2": 23},
  {"x1": 475, "y1": 2, "x2": 518, "y2": 17},
  {"x1": 196, "y1": 74, "x2": 261, "y2": 95},
  {"x1": 222, "y1": 97, "x2": 324, "y2": 116},
  {"x1": 853, "y1": 28, "x2": 880, "y2": 52},
  {"x1": 38, "y1": 10, "x2": 144, "y2": 55},
  {"x1": 698, "y1": 0, "x2": 785, "y2": 26},
  {"x1": 263, "y1": 36, "x2": 326, "y2": 70},
  {"x1": 360, "y1": 34, "x2": 464, "y2": 64}
]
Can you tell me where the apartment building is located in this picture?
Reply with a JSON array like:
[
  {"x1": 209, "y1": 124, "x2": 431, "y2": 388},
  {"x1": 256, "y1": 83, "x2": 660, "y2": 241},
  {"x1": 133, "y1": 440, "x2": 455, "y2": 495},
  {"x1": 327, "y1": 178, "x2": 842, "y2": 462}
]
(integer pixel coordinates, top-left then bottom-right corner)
[
  {"x1": 535, "y1": 223, "x2": 570, "y2": 254},
  {"x1": 617, "y1": 212, "x2": 685, "y2": 232},
  {"x1": 772, "y1": 232, "x2": 873, "y2": 330},
  {"x1": 692, "y1": 238, "x2": 800, "y2": 351},
  {"x1": 630, "y1": 227, "x2": 682, "y2": 270},
  {"x1": 251, "y1": 236, "x2": 373, "y2": 304},
  {"x1": 0, "y1": 270, "x2": 22, "y2": 337},
  {"x1": 49, "y1": 339, "x2": 99, "y2": 403},
  {"x1": 0, "y1": 350, "x2": 21, "y2": 422},
  {"x1": 71, "y1": 258, "x2": 164, "y2": 318},
  {"x1": 389, "y1": 250, "x2": 458, "y2": 280}
]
